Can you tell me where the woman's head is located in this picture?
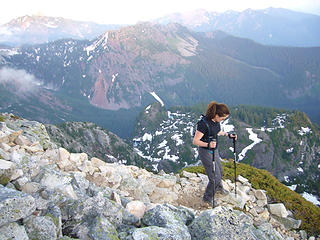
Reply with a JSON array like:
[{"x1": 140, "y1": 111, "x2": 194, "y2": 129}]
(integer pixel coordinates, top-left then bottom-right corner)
[{"x1": 206, "y1": 101, "x2": 230, "y2": 121}]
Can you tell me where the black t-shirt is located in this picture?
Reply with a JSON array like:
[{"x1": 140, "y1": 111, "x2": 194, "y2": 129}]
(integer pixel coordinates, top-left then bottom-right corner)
[{"x1": 197, "y1": 116, "x2": 221, "y2": 147}]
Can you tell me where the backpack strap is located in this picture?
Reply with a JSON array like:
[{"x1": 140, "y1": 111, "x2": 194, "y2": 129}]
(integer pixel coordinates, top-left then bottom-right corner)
[{"x1": 200, "y1": 114, "x2": 211, "y2": 149}]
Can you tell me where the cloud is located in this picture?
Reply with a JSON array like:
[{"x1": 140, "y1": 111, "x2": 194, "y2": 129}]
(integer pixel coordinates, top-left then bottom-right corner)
[{"x1": 0, "y1": 67, "x2": 42, "y2": 92}]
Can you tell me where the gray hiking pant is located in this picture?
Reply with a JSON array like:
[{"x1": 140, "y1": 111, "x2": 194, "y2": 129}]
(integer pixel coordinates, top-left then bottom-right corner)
[{"x1": 199, "y1": 147, "x2": 223, "y2": 201}]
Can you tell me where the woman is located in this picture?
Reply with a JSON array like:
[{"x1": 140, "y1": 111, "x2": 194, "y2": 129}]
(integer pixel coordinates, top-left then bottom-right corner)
[{"x1": 193, "y1": 101, "x2": 236, "y2": 207}]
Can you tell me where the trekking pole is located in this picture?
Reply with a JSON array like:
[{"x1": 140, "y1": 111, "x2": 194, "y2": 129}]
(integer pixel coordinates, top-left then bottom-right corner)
[
  {"x1": 233, "y1": 136, "x2": 237, "y2": 197},
  {"x1": 211, "y1": 138, "x2": 217, "y2": 208}
]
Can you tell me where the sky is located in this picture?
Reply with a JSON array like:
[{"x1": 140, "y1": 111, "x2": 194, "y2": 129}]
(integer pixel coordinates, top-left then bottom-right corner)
[{"x1": 1, "y1": 0, "x2": 320, "y2": 25}]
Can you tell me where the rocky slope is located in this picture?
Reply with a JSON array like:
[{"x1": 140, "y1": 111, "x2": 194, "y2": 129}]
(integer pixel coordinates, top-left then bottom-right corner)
[
  {"x1": 1, "y1": 113, "x2": 318, "y2": 239},
  {"x1": 45, "y1": 121, "x2": 145, "y2": 166}
]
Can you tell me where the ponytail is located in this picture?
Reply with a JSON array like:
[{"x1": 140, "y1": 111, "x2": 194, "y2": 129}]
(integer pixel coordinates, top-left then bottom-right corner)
[{"x1": 206, "y1": 101, "x2": 230, "y2": 119}]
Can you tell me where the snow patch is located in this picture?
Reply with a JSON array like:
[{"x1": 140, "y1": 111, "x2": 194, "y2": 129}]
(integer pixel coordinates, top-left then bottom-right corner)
[
  {"x1": 298, "y1": 127, "x2": 312, "y2": 136},
  {"x1": 171, "y1": 133, "x2": 183, "y2": 146},
  {"x1": 302, "y1": 192, "x2": 320, "y2": 205},
  {"x1": 85, "y1": 31, "x2": 109, "y2": 56},
  {"x1": 163, "y1": 146, "x2": 179, "y2": 162},
  {"x1": 142, "y1": 133, "x2": 152, "y2": 142},
  {"x1": 286, "y1": 148, "x2": 294, "y2": 153},
  {"x1": 145, "y1": 105, "x2": 151, "y2": 114},
  {"x1": 288, "y1": 185, "x2": 297, "y2": 191},
  {"x1": 297, "y1": 167, "x2": 304, "y2": 172},
  {"x1": 112, "y1": 73, "x2": 118, "y2": 83},
  {"x1": 261, "y1": 114, "x2": 287, "y2": 132},
  {"x1": 150, "y1": 92, "x2": 164, "y2": 107},
  {"x1": 155, "y1": 130, "x2": 163, "y2": 136},
  {"x1": 158, "y1": 140, "x2": 168, "y2": 148},
  {"x1": 221, "y1": 119, "x2": 234, "y2": 133},
  {"x1": 43, "y1": 23, "x2": 58, "y2": 28},
  {"x1": 0, "y1": 48, "x2": 19, "y2": 56},
  {"x1": 238, "y1": 128, "x2": 262, "y2": 161}
]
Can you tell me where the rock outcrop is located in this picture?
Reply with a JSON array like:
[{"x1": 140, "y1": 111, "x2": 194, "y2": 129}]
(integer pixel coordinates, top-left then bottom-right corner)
[{"x1": 0, "y1": 113, "x2": 317, "y2": 240}]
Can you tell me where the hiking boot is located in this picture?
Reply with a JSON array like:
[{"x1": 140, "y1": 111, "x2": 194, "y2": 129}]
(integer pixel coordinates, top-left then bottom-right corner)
[
  {"x1": 201, "y1": 199, "x2": 218, "y2": 208},
  {"x1": 216, "y1": 188, "x2": 229, "y2": 196},
  {"x1": 201, "y1": 200, "x2": 212, "y2": 208}
]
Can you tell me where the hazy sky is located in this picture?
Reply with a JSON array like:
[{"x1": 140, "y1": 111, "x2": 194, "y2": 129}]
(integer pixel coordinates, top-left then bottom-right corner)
[{"x1": 1, "y1": 0, "x2": 319, "y2": 25}]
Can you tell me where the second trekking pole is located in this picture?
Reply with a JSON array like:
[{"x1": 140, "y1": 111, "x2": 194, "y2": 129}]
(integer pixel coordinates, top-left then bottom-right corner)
[
  {"x1": 211, "y1": 138, "x2": 217, "y2": 208},
  {"x1": 233, "y1": 136, "x2": 237, "y2": 197}
]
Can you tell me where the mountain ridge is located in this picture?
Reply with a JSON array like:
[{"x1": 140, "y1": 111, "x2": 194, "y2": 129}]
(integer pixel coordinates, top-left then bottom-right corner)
[
  {"x1": 0, "y1": 15, "x2": 123, "y2": 46},
  {"x1": 1, "y1": 22, "x2": 320, "y2": 136},
  {"x1": 155, "y1": 7, "x2": 320, "y2": 47}
]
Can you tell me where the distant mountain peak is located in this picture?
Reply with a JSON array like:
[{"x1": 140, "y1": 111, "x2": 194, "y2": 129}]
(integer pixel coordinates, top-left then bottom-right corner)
[
  {"x1": 0, "y1": 15, "x2": 123, "y2": 46},
  {"x1": 154, "y1": 7, "x2": 320, "y2": 47}
]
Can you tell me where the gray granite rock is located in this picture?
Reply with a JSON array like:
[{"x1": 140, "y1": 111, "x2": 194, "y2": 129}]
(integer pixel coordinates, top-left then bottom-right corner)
[{"x1": 0, "y1": 187, "x2": 36, "y2": 227}]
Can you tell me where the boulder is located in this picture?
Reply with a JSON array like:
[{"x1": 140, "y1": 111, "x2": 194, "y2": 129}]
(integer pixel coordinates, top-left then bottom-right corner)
[
  {"x1": 0, "y1": 142, "x2": 11, "y2": 152},
  {"x1": 149, "y1": 187, "x2": 178, "y2": 204},
  {"x1": 91, "y1": 157, "x2": 106, "y2": 168},
  {"x1": 21, "y1": 182, "x2": 42, "y2": 194},
  {"x1": 0, "y1": 222, "x2": 29, "y2": 240},
  {"x1": 181, "y1": 171, "x2": 197, "y2": 179},
  {"x1": 132, "y1": 226, "x2": 183, "y2": 240},
  {"x1": 268, "y1": 203, "x2": 289, "y2": 218},
  {"x1": 10, "y1": 169, "x2": 24, "y2": 181},
  {"x1": 24, "y1": 216, "x2": 57, "y2": 240},
  {"x1": 271, "y1": 215, "x2": 302, "y2": 230},
  {"x1": 33, "y1": 167, "x2": 78, "y2": 200},
  {"x1": 255, "y1": 222, "x2": 284, "y2": 240},
  {"x1": 0, "y1": 148, "x2": 10, "y2": 160},
  {"x1": 8, "y1": 130, "x2": 23, "y2": 145},
  {"x1": 65, "y1": 191, "x2": 139, "y2": 229},
  {"x1": 13, "y1": 176, "x2": 29, "y2": 190},
  {"x1": 126, "y1": 200, "x2": 146, "y2": 219},
  {"x1": 219, "y1": 192, "x2": 247, "y2": 209},
  {"x1": 44, "y1": 203, "x2": 63, "y2": 238},
  {"x1": 71, "y1": 171, "x2": 90, "y2": 192},
  {"x1": 254, "y1": 189, "x2": 268, "y2": 200},
  {"x1": 188, "y1": 206, "x2": 282, "y2": 240},
  {"x1": 237, "y1": 175, "x2": 249, "y2": 184},
  {"x1": 142, "y1": 204, "x2": 193, "y2": 240},
  {"x1": 90, "y1": 216, "x2": 119, "y2": 240},
  {"x1": 14, "y1": 135, "x2": 31, "y2": 146},
  {"x1": 158, "y1": 175, "x2": 177, "y2": 188},
  {"x1": 0, "y1": 186, "x2": 36, "y2": 227},
  {"x1": 57, "y1": 148, "x2": 71, "y2": 170},
  {"x1": 70, "y1": 153, "x2": 88, "y2": 170},
  {"x1": 76, "y1": 215, "x2": 119, "y2": 240},
  {"x1": 0, "y1": 159, "x2": 15, "y2": 185}
]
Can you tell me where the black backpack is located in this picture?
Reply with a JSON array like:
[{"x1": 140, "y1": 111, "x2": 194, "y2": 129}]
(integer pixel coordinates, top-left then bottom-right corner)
[{"x1": 194, "y1": 114, "x2": 213, "y2": 147}]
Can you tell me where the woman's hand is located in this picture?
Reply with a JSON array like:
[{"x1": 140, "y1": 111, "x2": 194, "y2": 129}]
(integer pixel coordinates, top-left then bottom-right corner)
[
  {"x1": 228, "y1": 133, "x2": 237, "y2": 140},
  {"x1": 208, "y1": 141, "x2": 217, "y2": 149}
]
